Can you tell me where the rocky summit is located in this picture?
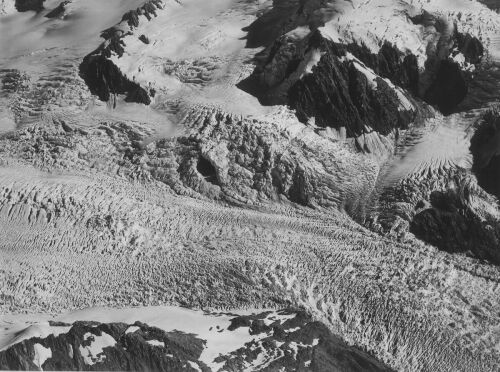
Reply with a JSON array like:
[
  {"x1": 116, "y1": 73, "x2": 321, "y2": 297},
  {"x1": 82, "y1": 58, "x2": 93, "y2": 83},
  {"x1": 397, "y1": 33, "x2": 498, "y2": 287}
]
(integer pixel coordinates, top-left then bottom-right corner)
[{"x1": 1, "y1": 1, "x2": 500, "y2": 371}]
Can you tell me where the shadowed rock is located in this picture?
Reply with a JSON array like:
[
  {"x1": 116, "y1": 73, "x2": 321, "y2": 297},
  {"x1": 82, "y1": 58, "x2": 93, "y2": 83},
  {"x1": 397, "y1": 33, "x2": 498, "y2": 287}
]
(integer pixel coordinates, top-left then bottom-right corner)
[
  {"x1": 79, "y1": 0, "x2": 164, "y2": 105},
  {"x1": 0, "y1": 310, "x2": 393, "y2": 372},
  {"x1": 45, "y1": 0, "x2": 71, "y2": 18},
  {"x1": 470, "y1": 108, "x2": 500, "y2": 200},
  {"x1": 15, "y1": 0, "x2": 45, "y2": 12}
]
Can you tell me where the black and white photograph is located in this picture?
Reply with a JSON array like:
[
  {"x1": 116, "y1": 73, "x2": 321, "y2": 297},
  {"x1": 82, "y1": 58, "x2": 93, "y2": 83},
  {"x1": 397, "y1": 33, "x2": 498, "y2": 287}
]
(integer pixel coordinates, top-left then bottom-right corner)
[{"x1": 1, "y1": 0, "x2": 500, "y2": 371}]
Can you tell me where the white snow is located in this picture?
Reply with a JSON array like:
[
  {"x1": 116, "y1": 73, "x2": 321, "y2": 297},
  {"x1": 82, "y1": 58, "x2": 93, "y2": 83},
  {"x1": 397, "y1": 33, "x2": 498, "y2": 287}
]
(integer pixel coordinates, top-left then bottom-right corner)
[
  {"x1": 79, "y1": 332, "x2": 117, "y2": 366},
  {"x1": 340, "y1": 52, "x2": 379, "y2": 88},
  {"x1": 188, "y1": 361, "x2": 202, "y2": 371},
  {"x1": 146, "y1": 339, "x2": 165, "y2": 347},
  {"x1": 33, "y1": 343, "x2": 52, "y2": 370},
  {"x1": 105, "y1": 0, "x2": 273, "y2": 116},
  {"x1": 55, "y1": 306, "x2": 269, "y2": 371},
  {"x1": 302, "y1": 49, "x2": 324, "y2": 76},
  {"x1": 317, "y1": 0, "x2": 500, "y2": 68},
  {"x1": 262, "y1": 311, "x2": 297, "y2": 326},
  {"x1": 125, "y1": 326, "x2": 140, "y2": 334}
]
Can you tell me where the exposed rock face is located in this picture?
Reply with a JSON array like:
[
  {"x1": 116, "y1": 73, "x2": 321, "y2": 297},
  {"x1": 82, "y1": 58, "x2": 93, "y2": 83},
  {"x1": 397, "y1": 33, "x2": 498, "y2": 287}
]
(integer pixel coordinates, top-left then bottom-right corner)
[
  {"x1": 15, "y1": 0, "x2": 44, "y2": 12},
  {"x1": 410, "y1": 185, "x2": 500, "y2": 265},
  {"x1": 45, "y1": 0, "x2": 70, "y2": 19},
  {"x1": 424, "y1": 60, "x2": 468, "y2": 114},
  {"x1": 0, "y1": 321, "x2": 206, "y2": 371},
  {"x1": 241, "y1": 6, "x2": 484, "y2": 136},
  {"x1": 240, "y1": 29, "x2": 422, "y2": 138},
  {"x1": 217, "y1": 310, "x2": 392, "y2": 372},
  {"x1": 409, "y1": 12, "x2": 484, "y2": 113},
  {"x1": 0, "y1": 309, "x2": 392, "y2": 372},
  {"x1": 288, "y1": 36, "x2": 418, "y2": 137},
  {"x1": 346, "y1": 42, "x2": 420, "y2": 95},
  {"x1": 80, "y1": 53, "x2": 151, "y2": 105},
  {"x1": 79, "y1": 0, "x2": 164, "y2": 105},
  {"x1": 470, "y1": 108, "x2": 500, "y2": 200}
]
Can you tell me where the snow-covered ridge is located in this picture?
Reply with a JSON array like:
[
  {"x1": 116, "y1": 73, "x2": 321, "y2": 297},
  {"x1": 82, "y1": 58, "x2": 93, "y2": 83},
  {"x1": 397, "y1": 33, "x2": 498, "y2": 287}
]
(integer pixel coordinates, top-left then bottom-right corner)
[{"x1": 0, "y1": 307, "x2": 391, "y2": 371}]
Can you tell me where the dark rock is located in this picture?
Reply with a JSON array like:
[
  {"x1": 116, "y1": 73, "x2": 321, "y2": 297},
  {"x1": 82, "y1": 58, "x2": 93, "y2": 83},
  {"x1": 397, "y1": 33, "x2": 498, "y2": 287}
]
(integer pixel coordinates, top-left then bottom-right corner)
[
  {"x1": 288, "y1": 37, "x2": 416, "y2": 137},
  {"x1": 45, "y1": 0, "x2": 70, "y2": 18},
  {"x1": 0, "y1": 309, "x2": 393, "y2": 372},
  {"x1": 79, "y1": 0, "x2": 164, "y2": 105},
  {"x1": 15, "y1": 0, "x2": 45, "y2": 12},
  {"x1": 0, "y1": 321, "x2": 206, "y2": 371},
  {"x1": 347, "y1": 41, "x2": 420, "y2": 95},
  {"x1": 79, "y1": 54, "x2": 151, "y2": 105},
  {"x1": 239, "y1": 29, "x2": 426, "y2": 138},
  {"x1": 196, "y1": 156, "x2": 218, "y2": 185},
  {"x1": 217, "y1": 309, "x2": 393, "y2": 372},
  {"x1": 456, "y1": 33, "x2": 484, "y2": 65},
  {"x1": 470, "y1": 108, "x2": 500, "y2": 200},
  {"x1": 410, "y1": 188, "x2": 500, "y2": 265},
  {"x1": 139, "y1": 34, "x2": 150, "y2": 44},
  {"x1": 424, "y1": 60, "x2": 468, "y2": 114}
]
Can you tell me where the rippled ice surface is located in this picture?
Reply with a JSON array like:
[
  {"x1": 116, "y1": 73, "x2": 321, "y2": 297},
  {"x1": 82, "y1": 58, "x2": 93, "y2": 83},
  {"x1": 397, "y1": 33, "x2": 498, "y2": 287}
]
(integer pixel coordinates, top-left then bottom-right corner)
[{"x1": 378, "y1": 111, "x2": 479, "y2": 189}]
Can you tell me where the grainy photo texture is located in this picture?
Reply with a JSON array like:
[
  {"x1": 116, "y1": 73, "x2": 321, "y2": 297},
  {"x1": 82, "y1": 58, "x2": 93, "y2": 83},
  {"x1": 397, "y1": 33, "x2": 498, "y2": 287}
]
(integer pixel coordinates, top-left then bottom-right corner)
[{"x1": 1, "y1": 1, "x2": 500, "y2": 371}]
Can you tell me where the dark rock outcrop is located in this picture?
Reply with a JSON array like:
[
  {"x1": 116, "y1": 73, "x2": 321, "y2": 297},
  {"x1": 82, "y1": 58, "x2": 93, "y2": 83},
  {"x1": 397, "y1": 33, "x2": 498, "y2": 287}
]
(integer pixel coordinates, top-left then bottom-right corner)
[
  {"x1": 410, "y1": 188, "x2": 500, "y2": 265},
  {"x1": 410, "y1": 12, "x2": 484, "y2": 113},
  {"x1": 346, "y1": 41, "x2": 420, "y2": 95},
  {"x1": 139, "y1": 35, "x2": 150, "y2": 44},
  {"x1": 240, "y1": 29, "x2": 421, "y2": 138},
  {"x1": 0, "y1": 310, "x2": 393, "y2": 372},
  {"x1": 477, "y1": 0, "x2": 500, "y2": 11},
  {"x1": 470, "y1": 108, "x2": 500, "y2": 200},
  {"x1": 80, "y1": 54, "x2": 150, "y2": 106},
  {"x1": 0, "y1": 321, "x2": 207, "y2": 371},
  {"x1": 45, "y1": 0, "x2": 71, "y2": 19},
  {"x1": 288, "y1": 36, "x2": 417, "y2": 137},
  {"x1": 240, "y1": 8, "x2": 484, "y2": 133},
  {"x1": 15, "y1": 0, "x2": 44, "y2": 12},
  {"x1": 218, "y1": 309, "x2": 393, "y2": 372},
  {"x1": 423, "y1": 60, "x2": 468, "y2": 114},
  {"x1": 79, "y1": 0, "x2": 164, "y2": 105}
]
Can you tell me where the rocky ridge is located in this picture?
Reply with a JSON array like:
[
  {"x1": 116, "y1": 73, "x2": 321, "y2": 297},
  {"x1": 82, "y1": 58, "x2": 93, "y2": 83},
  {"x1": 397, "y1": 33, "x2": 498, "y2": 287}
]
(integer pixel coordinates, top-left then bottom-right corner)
[
  {"x1": 79, "y1": 0, "x2": 164, "y2": 105},
  {"x1": 0, "y1": 309, "x2": 392, "y2": 371}
]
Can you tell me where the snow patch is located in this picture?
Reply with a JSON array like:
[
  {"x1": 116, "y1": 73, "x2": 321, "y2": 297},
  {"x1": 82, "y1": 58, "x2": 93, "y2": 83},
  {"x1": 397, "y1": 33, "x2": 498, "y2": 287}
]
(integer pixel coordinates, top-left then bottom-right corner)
[
  {"x1": 79, "y1": 332, "x2": 116, "y2": 366},
  {"x1": 146, "y1": 339, "x2": 165, "y2": 347},
  {"x1": 33, "y1": 343, "x2": 52, "y2": 370},
  {"x1": 125, "y1": 326, "x2": 140, "y2": 334},
  {"x1": 188, "y1": 361, "x2": 202, "y2": 371}
]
